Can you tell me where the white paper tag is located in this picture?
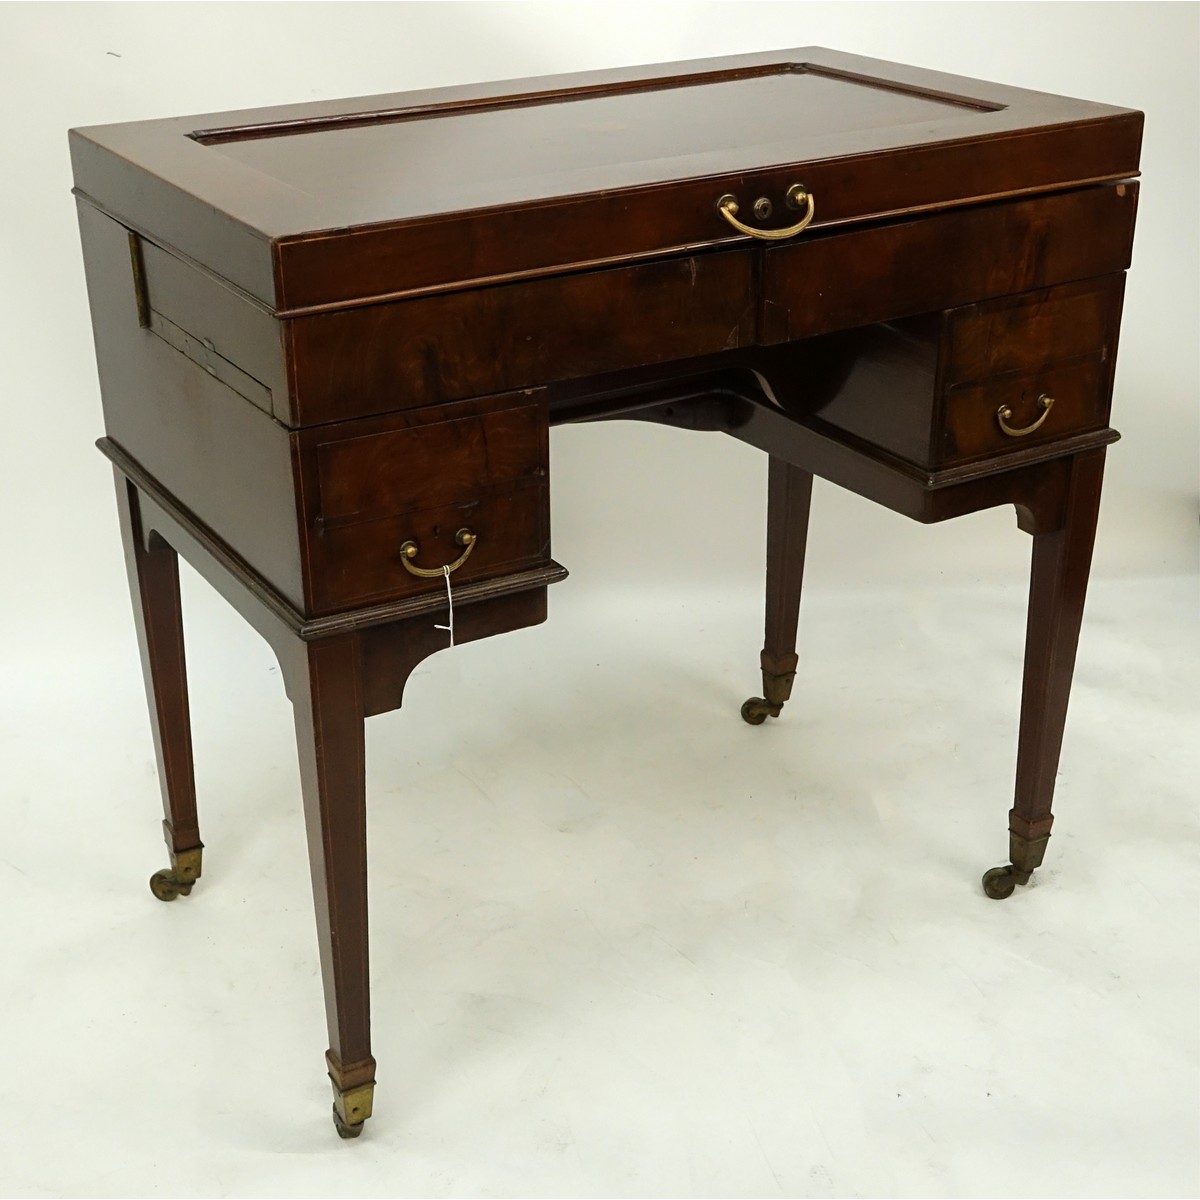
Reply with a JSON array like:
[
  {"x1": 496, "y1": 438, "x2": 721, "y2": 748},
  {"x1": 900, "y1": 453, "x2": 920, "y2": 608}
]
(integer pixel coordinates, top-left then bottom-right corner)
[{"x1": 433, "y1": 564, "x2": 455, "y2": 648}]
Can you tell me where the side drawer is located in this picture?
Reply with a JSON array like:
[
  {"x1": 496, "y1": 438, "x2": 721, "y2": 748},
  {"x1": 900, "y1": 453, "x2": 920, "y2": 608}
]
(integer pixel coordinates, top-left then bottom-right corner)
[
  {"x1": 941, "y1": 275, "x2": 1124, "y2": 385},
  {"x1": 769, "y1": 275, "x2": 1125, "y2": 470},
  {"x1": 285, "y1": 250, "x2": 755, "y2": 425},
  {"x1": 296, "y1": 394, "x2": 550, "y2": 614},
  {"x1": 939, "y1": 357, "x2": 1109, "y2": 462}
]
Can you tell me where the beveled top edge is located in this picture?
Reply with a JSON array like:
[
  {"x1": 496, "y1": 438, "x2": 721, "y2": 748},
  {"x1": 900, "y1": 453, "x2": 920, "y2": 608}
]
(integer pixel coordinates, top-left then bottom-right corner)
[
  {"x1": 69, "y1": 45, "x2": 1137, "y2": 161},
  {"x1": 186, "y1": 58, "x2": 1005, "y2": 147}
]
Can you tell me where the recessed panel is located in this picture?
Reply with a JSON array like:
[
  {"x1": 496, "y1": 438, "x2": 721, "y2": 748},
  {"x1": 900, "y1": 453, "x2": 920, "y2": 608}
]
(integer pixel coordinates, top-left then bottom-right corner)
[{"x1": 199, "y1": 66, "x2": 999, "y2": 219}]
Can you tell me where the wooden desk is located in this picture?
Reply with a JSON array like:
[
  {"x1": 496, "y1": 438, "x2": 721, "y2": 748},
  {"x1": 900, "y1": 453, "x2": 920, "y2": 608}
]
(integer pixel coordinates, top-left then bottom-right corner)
[{"x1": 71, "y1": 49, "x2": 1142, "y2": 1138}]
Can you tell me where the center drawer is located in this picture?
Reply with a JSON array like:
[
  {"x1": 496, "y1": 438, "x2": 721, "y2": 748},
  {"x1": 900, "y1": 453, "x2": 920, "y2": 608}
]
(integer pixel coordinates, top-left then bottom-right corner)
[{"x1": 295, "y1": 394, "x2": 550, "y2": 613}]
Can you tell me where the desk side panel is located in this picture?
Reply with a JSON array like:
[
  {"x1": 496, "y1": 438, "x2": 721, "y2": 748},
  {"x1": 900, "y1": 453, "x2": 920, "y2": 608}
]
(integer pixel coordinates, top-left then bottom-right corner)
[
  {"x1": 77, "y1": 201, "x2": 304, "y2": 607},
  {"x1": 136, "y1": 237, "x2": 290, "y2": 422}
]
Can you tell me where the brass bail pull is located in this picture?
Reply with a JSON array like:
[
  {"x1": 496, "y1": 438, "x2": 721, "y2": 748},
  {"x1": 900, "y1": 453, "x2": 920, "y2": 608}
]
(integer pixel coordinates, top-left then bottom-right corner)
[
  {"x1": 997, "y1": 394, "x2": 1055, "y2": 438},
  {"x1": 716, "y1": 183, "x2": 816, "y2": 241},
  {"x1": 400, "y1": 527, "x2": 477, "y2": 578}
]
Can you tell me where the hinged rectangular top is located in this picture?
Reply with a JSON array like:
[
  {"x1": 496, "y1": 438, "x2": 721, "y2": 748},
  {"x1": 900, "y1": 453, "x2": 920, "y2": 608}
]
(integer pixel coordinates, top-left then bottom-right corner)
[{"x1": 69, "y1": 47, "x2": 1142, "y2": 314}]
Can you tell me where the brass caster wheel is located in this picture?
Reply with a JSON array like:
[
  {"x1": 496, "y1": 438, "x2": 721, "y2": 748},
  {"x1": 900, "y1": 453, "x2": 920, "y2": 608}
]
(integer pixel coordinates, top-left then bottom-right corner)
[
  {"x1": 741, "y1": 697, "x2": 779, "y2": 725},
  {"x1": 332, "y1": 1105, "x2": 364, "y2": 1139},
  {"x1": 982, "y1": 865, "x2": 1032, "y2": 899},
  {"x1": 149, "y1": 869, "x2": 194, "y2": 902},
  {"x1": 981, "y1": 866, "x2": 1015, "y2": 899}
]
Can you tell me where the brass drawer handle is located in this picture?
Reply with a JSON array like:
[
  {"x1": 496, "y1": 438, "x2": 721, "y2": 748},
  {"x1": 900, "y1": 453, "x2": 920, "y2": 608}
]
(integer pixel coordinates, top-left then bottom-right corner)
[
  {"x1": 996, "y1": 393, "x2": 1055, "y2": 438},
  {"x1": 400, "y1": 527, "x2": 477, "y2": 577},
  {"x1": 717, "y1": 184, "x2": 815, "y2": 241}
]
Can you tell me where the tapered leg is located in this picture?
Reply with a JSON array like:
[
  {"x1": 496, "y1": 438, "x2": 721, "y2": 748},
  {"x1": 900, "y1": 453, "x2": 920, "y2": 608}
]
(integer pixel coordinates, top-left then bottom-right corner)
[
  {"x1": 742, "y1": 456, "x2": 815, "y2": 724},
  {"x1": 290, "y1": 634, "x2": 376, "y2": 1137},
  {"x1": 983, "y1": 450, "x2": 1106, "y2": 898},
  {"x1": 114, "y1": 472, "x2": 203, "y2": 901}
]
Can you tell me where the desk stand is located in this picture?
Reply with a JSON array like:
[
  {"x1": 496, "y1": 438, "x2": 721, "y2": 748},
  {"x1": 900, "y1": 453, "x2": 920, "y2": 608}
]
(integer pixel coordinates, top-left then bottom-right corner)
[{"x1": 106, "y1": 418, "x2": 1104, "y2": 1137}]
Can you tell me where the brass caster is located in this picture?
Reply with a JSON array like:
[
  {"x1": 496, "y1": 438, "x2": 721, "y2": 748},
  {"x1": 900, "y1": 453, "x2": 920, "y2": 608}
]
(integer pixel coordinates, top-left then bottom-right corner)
[
  {"x1": 741, "y1": 696, "x2": 781, "y2": 725},
  {"x1": 149, "y1": 846, "x2": 202, "y2": 901},
  {"x1": 149, "y1": 869, "x2": 194, "y2": 901},
  {"x1": 982, "y1": 864, "x2": 1032, "y2": 900},
  {"x1": 332, "y1": 1104, "x2": 365, "y2": 1139},
  {"x1": 329, "y1": 1074, "x2": 373, "y2": 1139}
]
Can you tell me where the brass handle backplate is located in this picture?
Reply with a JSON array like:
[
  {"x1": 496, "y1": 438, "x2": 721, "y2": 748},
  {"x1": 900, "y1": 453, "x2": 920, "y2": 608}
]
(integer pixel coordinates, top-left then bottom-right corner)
[
  {"x1": 399, "y1": 527, "x2": 477, "y2": 577},
  {"x1": 717, "y1": 183, "x2": 815, "y2": 241},
  {"x1": 996, "y1": 393, "x2": 1055, "y2": 438}
]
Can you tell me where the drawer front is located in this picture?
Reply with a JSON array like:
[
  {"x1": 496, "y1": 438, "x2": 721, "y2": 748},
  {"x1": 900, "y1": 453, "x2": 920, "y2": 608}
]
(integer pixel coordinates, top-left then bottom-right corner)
[
  {"x1": 762, "y1": 183, "x2": 1137, "y2": 344},
  {"x1": 315, "y1": 401, "x2": 544, "y2": 526},
  {"x1": 286, "y1": 250, "x2": 755, "y2": 425},
  {"x1": 313, "y1": 488, "x2": 548, "y2": 613},
  {"x1": 939, "y1": 358, "x2": 1109, "y2": 463},
  {"x1": 297, "y1": 395, "x2": 550, "y2": 613},
  {"x1": 941, "y1": 276, "x2": 1124, "y2": 385}
]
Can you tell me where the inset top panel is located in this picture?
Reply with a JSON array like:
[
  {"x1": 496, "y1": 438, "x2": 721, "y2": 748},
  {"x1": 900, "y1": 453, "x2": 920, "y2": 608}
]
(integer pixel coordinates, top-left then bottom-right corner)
[{"x1": 197, "y1": 65, "x2": 995, "y2": 214}]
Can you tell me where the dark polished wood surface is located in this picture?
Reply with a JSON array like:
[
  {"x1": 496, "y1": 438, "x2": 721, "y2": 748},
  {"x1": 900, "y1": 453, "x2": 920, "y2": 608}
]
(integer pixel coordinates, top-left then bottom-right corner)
[
  {"x1": 286, "y1": 252, "x2": 755, "y2": 424},
  {"x1": 72, "y1": 47, "x2": 1141, "y2": 1138},
  {"x1": 69, "y1": 47, "x2": 1141, "y2": 307}
]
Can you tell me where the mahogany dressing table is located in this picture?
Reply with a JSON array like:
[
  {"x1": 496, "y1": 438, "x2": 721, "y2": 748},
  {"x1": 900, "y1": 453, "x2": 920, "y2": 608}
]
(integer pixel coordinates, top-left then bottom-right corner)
[{"x1": 70, "y1": 49, "x2": 1142, "y2": 1138}]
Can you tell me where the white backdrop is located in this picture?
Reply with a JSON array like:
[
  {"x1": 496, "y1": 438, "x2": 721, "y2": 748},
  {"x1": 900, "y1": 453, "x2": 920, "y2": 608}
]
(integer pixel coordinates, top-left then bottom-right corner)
[{"x1": 1, "y1": 5, "x2": 1197, "y2": 1197}]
